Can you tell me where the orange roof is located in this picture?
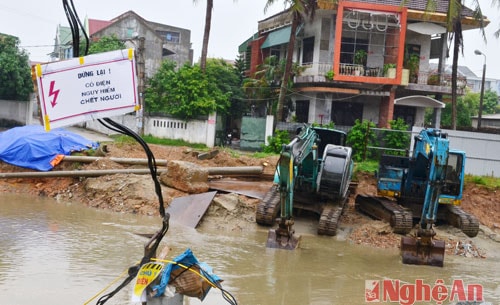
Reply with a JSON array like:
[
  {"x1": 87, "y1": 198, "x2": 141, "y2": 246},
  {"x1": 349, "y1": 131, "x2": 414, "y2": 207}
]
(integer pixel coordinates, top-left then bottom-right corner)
[{"x1": 88, "y1": 19, "x2": 112, "y2": 35}]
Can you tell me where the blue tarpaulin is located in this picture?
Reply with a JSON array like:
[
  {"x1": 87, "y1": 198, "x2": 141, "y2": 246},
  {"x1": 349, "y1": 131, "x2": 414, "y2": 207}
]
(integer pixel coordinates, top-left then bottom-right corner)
[
  {"x1": 152, "y1": 248, "x2": 221, "y2": 300},
  {"x1": 0, "y1": 125, "x2": 99, "y2": 171}
]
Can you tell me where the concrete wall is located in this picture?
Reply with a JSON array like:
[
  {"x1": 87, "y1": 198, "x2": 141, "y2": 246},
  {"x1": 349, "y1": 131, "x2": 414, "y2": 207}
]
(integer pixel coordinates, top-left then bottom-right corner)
[
  {"x1": 81, "y1": 113, "x2": 216, "y2": 148},
  {"x1": 411, "y1": 127, "x2": 500, "y2": 177},
  {"x1": 0, "y1": 99, "x2": 34, "y2": 125}
]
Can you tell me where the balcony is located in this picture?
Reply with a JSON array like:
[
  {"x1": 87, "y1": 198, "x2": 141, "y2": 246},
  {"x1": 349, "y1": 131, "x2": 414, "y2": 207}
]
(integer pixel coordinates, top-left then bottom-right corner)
[{"x1": 294, "y1": 62, "x2": 466, "y2": 95}]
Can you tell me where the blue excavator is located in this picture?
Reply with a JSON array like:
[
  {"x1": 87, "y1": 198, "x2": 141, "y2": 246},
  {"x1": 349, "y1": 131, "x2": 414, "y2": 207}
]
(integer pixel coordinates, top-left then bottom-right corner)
[
  {"x1": 355, "y1": 128, "x2": 479, "y2": 267},
  {"x1": 256, "y1": 124, "x2": 354, "y2": 249}
]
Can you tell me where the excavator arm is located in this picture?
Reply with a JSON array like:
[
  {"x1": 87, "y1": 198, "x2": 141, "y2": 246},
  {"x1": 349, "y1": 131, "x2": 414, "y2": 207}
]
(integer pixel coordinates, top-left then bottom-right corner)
[
  {"x1": 402, "y1": 129, "x2": 449, "y2": 267},
  {"x1": 267, "y1": 126, "x2": 319, "y2": 249}
]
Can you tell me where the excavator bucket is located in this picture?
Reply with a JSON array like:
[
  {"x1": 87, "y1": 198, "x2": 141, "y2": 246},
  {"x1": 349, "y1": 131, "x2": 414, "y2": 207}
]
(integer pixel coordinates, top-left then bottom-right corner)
[
  {"x1": 266, "y1": 229, "x2": 301, "y2": 250},
  {"x1": 401, "y1": 236, "x2": 445, "y2": 267}
]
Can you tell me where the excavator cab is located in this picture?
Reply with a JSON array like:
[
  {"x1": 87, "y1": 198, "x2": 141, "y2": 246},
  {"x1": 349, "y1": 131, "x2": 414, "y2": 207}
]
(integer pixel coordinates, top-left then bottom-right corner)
[{"x1": 258, "y1": 125, "x2": 353, "y2": 250}]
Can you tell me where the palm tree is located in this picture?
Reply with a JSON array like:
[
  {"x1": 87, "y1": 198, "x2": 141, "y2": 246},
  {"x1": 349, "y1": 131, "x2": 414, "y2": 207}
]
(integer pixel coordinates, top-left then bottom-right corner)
[
  {"x1": 443, "y1": 0, "x2": 487, "y2": 129},
  {"x1": 193, "y1": 0, "x2": 214, "y2": 73},
  {"x1": 264, "y1": 0, "x2": 324, "y2": 123}
]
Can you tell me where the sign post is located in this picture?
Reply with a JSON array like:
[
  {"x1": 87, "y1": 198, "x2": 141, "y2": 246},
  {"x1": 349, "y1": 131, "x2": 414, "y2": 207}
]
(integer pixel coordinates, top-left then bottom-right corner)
[{"x1": 34, "y1": 49, "x2": 139, "y2": 131}]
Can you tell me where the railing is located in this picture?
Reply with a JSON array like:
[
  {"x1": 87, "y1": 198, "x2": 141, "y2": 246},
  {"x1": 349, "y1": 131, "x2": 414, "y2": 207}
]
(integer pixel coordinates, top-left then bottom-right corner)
[
  {"x1": 298, "y1": 62, "x2": 467, "y2": 91},
  {"x1": 412, "y1": 70, "x2": 467, "y2": 89}
]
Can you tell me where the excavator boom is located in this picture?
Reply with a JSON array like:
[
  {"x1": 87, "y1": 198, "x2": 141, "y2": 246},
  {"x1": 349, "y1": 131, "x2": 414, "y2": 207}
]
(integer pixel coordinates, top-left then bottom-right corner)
[
  {"x1": 356, "y1": 128, "x2": 478, "y2": 267},
  {"x1": 257, "y1": 124, "x2": 353, "y2": 250}
]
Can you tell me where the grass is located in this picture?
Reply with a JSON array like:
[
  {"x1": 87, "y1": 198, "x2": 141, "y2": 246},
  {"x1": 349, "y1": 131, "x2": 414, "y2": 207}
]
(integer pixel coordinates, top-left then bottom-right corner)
[
  {"x1": 110, "y1": 134, "x2": 277, "y2": 159},
  {"x1": 355, "y1": 159, "x2": 500, "y2": 189},
  {"x1": 464, "y1": 174, "x2": 500, "y2": 189},
  {"x1": 354, "y1": 160, "x2": 379, "y2": 174},
  {"x1": 111, "y1": 134, "x2": 208, "y2": 150}
]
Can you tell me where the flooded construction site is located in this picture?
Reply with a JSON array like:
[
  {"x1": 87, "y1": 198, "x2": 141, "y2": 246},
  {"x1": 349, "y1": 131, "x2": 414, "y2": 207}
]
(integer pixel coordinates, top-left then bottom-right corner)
[{"x1": 1, "y1": 193, "x2": 499, "y2": 305}]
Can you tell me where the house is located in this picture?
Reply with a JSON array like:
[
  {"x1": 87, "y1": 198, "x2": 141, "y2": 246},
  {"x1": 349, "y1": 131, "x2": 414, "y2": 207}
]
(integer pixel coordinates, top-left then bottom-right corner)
[
  {"x1": 51, "y1": 11, "x2": 193, "y2": 78},
  {"x1": 239, "y1": 0, "x2": 488, "y2": 130}
]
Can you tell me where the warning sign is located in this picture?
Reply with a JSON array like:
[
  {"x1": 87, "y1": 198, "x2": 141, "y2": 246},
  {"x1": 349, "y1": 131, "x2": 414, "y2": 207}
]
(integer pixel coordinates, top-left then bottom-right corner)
[
  {"x1": 34, "y1": 49, "x2": 139, "y2": 130},
  {"x1": 131, "y1": 262, "x2": 164, "y2": 302}
]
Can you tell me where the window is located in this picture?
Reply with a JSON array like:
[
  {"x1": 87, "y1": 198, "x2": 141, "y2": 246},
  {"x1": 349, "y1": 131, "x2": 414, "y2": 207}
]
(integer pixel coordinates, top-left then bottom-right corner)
[
  {"x1": 270, "y1": 48, "x2": 281, "y2": 61},
  {"x1": 295, "y1": 100, "x2": 310, "y2": 123},
  {"x1": 340, "y1": 9, "x2": 401, "y2": 68},
  {"x1": 442, "y1": 152, "x2": 463, "y2": 196},
  {"x1": 126, "y1": 28, "x2": 135, "y2": 38},
  {"x1": 393, "y1": 106, "x2": 415, "y2": 129},
  {"x1": 302, "y1": 37, "x2": 314, "y2": 64},
  {"x1": 156, "y1": 30, "x2": 180, "y2": 43},
  {"x1": 331, "y1": 102, "x2": 363, "y2": 126}
]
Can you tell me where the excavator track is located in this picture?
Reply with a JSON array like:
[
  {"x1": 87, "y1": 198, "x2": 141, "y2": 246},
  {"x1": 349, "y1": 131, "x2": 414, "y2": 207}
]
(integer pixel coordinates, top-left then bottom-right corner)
[
  {"x1": 355, "y1": 195, "x2": 413, "y2": 234},
  {"x1": 317, "y1": 202, "x2": 345, "y2": 236},
  {"x1": 256, "y1": 185, "x2": 280, "y2": 226},
  {"x1": 445, "y1": 205, "x2": 480, "y2": 237}
]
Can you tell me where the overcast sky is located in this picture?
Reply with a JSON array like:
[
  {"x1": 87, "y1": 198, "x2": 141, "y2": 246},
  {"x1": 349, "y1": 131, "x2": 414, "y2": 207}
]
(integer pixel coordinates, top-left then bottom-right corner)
[{"x1": 1, "y1": 0, "x2": 499, "y2": 79}]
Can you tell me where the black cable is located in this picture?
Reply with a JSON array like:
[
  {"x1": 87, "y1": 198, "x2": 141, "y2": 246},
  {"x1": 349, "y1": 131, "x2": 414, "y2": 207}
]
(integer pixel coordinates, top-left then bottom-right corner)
[
  {"x1": 69, "y1": 0, "x2": 89, "y2": 55},
  {"x1": 98, "y1": 118, "x2": 165, "y2": 217},
  {"x1": 61, "y1": 2, "x2": 234, "y2": 303},
  {"x1": 62, "y1": 0, "x2": 79, "y2": 57}
]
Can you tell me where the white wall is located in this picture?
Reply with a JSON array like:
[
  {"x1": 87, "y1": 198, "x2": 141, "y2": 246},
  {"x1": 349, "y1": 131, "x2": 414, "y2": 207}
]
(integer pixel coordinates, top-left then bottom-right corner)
[
  {"x1": 411, "y1": 126, "x2": 500, "y2": 177},
  {"x1": 0, "y1": 99, "x2": 33, "y2": 125},
  {"x1": 81, "y1": 113, "x2": 217, "y2": 148}
]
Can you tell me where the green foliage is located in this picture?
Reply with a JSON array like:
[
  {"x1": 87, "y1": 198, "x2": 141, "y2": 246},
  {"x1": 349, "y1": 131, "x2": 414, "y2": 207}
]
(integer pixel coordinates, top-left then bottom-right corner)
[
  {"x1": 262, "y1": 129, "x2": 291, "y2": 153},
  {"x1": 145, "y1": 59, "x2": 236, "y2": 119},
  {"x1": 472, "y1": 176, "x2": 486, "y2": 185},
  {"x1": 464, "y1": 174, "x2": 500, "y2": 189},
  {"x1": 383, "y1": 63, "x2": 396, "y2": 75},
  {"x1": 0, "y1": 35, "x2": 33, "y2": 101},
  {"x1": 346, "y1": 119, "x2": 376, "y2": 162},
  {"x1": 87, "y1": 35, "x2": 126, "y2": 55},
  {"x1": 242, "y1": 55, "x2": 305, "y2": 117},
  {"x1": 354, "y1": 49, "x2": 367, "y2": 65},
  {"x1": 207, "y1": 59, "x2": 245, "y2": 118},
  {"x1": 325, "y1": 70, "x2": 335, "y2": 80},
  {"x1": 113, "y1": 134, "x2": 207, "y2": 149},
  {"x1": 440, "y1": 92, "x2": 480, "y2": 128},
  {"x1": 353, "y1": 160, "x2": 379, "y2": 179},
  {"x1": 311, "y1": 121, "x2": 335, "y2": 129},
  {"x1": 482, "y1": 90, "x2": 499, "y2": 114},
  {"x1": 383, "y1": 118, "x2": 410, "y2": 156}
]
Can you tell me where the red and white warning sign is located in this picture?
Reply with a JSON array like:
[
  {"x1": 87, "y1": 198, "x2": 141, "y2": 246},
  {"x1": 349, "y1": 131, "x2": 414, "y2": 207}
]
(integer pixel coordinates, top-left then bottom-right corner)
[{"x1": 34, "y1": 49, "x2": 139, "y2": 130}]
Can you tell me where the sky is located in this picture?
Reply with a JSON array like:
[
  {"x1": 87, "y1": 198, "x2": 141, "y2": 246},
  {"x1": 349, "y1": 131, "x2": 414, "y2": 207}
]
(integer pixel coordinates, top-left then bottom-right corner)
[{"x1": 1, "y1": 0, "x2": 499, "y2": 79}]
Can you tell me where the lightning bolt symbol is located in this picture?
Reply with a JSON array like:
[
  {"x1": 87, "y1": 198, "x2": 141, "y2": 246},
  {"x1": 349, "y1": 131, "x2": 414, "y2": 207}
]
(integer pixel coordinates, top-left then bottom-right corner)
[{"x1": 48, "y1": 80, "x2": 60, "y2": 108}]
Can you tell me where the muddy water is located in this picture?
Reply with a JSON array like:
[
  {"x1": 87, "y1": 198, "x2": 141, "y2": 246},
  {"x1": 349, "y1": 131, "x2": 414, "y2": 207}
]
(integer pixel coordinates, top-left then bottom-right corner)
[{"x1": 1, "y1": 193, "x2": 499, "y2": 305}]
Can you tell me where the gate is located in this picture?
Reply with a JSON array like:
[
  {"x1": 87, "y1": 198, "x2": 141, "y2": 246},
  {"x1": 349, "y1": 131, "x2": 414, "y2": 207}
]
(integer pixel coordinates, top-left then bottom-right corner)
[{"x1": 240, "y1": 116, "x2": 267, "y2": 151}]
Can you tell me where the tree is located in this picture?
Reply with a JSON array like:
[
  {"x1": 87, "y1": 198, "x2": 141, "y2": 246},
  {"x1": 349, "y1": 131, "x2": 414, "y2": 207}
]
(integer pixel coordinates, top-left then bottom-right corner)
[
  {"x1": 264, "y1": 0, "x2": 323, "y2": 123},
  {"x1": 0, "y1": 35, "x2": 32, "y2": 101},
  {"x1": 87, "y1": 35, "x2": 126, "y2": 55},
  {"x1": 198, "y1": 0, "x2": 213, "y2": 72},
  {"x1": 347, "y1": 119, "x2": 377, "y2": 162},
  {"x1": 444, "y1": 0, "x2": 487, "y2": 130},
  {"x1": 242, "y1": 55, "x2": 305, "y2": 116},
  {"x1": 206, "y1": 58, "x2": 246, "y2": 118},
  {"x1": 482, "y1": 90, "x2": 499, "y2": 114},
  {"x1": 383, "y1": 118, "x2": 410, "y2": 156},
  {"x1": 439, "y1": 92, "x2": 479, "y2": 128},
  {"x1": 144, "y1": 59, "x2": 238, "y2": 119}
]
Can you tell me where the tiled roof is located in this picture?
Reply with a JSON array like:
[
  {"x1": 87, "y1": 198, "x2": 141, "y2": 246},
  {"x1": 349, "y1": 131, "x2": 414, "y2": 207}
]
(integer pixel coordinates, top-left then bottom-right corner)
[
  {"x1": 344, "y1": 0, "x2": 476, "y2": 18},
  {"x1": 88, "y1": 19, "x2": 112, "y2": 35},
  {"x1": 58, "y1": 25, "x2": 72, "y2": 45}
]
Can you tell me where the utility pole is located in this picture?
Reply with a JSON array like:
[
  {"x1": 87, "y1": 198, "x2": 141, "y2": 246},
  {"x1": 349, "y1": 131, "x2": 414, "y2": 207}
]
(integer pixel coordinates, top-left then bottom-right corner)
[
  {"x1": 474, "y1": 49, "x2": 486, "y2": 130},
  {"x1": 136, "y1": 37, "x2": 146, "y2": 136}
]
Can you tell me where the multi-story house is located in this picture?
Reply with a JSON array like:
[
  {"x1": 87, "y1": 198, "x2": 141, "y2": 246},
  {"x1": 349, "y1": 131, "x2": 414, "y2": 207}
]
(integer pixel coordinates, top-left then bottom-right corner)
[
  {"x1": 51, "y1": 11, "x2": 193, "y2": 78},
  {"x1": 239, "y1": 0, "x2": 487, "y2": 129}
]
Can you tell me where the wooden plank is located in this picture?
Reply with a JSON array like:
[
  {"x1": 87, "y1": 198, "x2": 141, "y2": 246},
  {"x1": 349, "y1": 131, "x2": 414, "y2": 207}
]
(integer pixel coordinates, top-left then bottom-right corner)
[
  {"x1": 166, "y1": 191, "x2": 217, "y2": 228},
  {"x1": 209, "y1": 179, "x2": 273, "y2": 199}
]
